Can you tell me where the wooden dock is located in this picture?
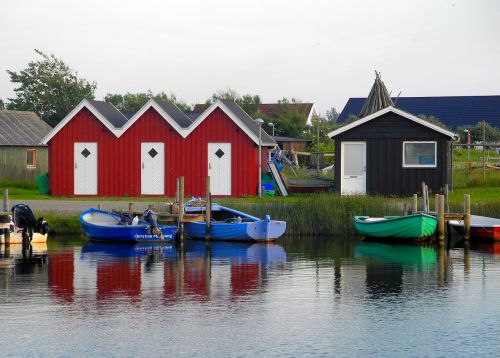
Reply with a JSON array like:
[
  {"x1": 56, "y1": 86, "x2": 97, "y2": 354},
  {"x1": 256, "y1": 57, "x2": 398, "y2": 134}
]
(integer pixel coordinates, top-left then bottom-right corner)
[{"x1": 414, "y1": 183, "x2": 471, "y2": 243}]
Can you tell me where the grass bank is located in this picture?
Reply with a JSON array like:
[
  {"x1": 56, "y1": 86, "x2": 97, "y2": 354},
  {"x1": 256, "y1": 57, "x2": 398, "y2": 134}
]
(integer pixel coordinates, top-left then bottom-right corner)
[
  {"x1": 37, "y1": 212, "x2": 81, "y2": 235},
  {"x1": 219, "y1": 194, "x2": 402, "y2": 236}
]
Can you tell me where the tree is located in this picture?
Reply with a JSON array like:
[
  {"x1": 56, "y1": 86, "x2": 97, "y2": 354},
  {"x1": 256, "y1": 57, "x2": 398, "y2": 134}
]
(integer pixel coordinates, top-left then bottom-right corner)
[
  {"x1": 205, "y1": 91, "x2": 309, "y2": 138},
  {"x1": 205, "y1": 88, "x2": 261, "y2": 117},
  {"x1": 306, "y1": 115, "x2": 337, "y2": 152},
  {"x1": 6, "y1": 49, "x2": 96, "y2": 126},
  {"x1": 417, "y1": 114, "x2": 449, "y2": 130},
  {"x1": 0, "y1": 99, "x2": 4, "y2": 110},
  {"x1": 325, "y1": 107, "x2": 339, "y2": 123},
  {"x1": 104, "y1": 91, "x2": 190, "y2": 113},
  {"x1": 259, "y1": 99, "x2": 308, "y2": 138},
  {"x1": 456, "y1": 122, "x2": 500, "y2": 143},
  {"x1": 345, "y1": 113, "x2": 359, "y2": 124}
]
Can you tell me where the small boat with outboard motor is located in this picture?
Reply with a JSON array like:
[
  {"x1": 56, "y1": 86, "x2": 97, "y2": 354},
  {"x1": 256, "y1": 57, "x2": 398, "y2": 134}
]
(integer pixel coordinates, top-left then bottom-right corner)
[
  {"x1": 79, "y1": 208, "x2": 177, "y2": 242},
  {"x1": 0, "y1": 204, "x2": 49, "y2": 245}
]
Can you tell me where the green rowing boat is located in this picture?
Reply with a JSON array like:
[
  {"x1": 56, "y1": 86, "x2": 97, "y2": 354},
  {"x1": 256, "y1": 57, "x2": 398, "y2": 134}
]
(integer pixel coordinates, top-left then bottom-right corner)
[{"x1": 353, "y1": 213, "x2": 438, "y2": 240}]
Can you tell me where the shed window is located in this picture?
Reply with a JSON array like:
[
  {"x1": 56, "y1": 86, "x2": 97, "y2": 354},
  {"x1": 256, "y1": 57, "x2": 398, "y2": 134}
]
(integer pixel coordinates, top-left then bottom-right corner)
[
  {"x1": 27, "y1": 149, "x2": 37, "y2": 168},
  {"x1": 403, "y1": 142, "x2": 436, "y2": 168}
]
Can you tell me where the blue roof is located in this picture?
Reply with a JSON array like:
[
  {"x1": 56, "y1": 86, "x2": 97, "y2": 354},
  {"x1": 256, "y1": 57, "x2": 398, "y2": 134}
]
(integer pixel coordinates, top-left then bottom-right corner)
[{"x1": 337, "y1": 96, "x2": 500, "y2": 129}]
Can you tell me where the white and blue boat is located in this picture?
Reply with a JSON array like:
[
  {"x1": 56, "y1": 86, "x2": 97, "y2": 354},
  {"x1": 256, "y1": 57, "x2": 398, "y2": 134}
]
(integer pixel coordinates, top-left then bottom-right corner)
[
  {"x1": 80, "y1": 208, "x2": 177, "y2": 242},
  {"x1": 184, "y1": 203, "x2": 286, "y2": 242}
]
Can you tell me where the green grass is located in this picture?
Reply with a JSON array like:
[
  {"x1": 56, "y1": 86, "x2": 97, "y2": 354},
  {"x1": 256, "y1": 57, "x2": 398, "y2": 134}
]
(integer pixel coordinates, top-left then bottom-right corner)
[
  {"x1": 219, "y1": 194, "x2": 402, "y2": 236},
  {"x1": 453, "y1": 167, "x2": 500, "y2": 190},
  {"x1": 37, "y1": 212, "x2": 81, "y2": 235}
]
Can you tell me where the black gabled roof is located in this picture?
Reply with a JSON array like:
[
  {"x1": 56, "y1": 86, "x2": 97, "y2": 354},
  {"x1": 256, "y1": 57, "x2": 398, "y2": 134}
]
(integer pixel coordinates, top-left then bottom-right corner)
[
  {"x1": 0, "y1": 110, "x2": 52, "y2": 146},
  {"x1": 152, "y1": 99, "x2": 193, "y2": 128},
  {"x1": 220, "y1": 100, "x2": 276, "y2": 146},
  {"x1": 89, "y1": 100, "x2": 129, "y2": 128}
]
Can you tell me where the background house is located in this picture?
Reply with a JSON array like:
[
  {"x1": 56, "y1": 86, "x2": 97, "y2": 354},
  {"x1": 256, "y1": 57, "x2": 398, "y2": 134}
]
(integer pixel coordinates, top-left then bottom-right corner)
[
  {"x1": 328, "y1": 107, "x2": 457, "y2": 196},
  {"x1": 338, "y1": 95, "x2": 500, "y2": 129},
  {"x1": 193, "y1": 102, "x2": 319, "y2": 126},
  {"x1": 273, "y1": 136, "x2": 311, "y2": 152},
  {"x1": 0, "y1": 110, "x2": 52, "y2": 182},
  {"x1": 42, "y1": 99, "x2": 275, "y2": 197}
]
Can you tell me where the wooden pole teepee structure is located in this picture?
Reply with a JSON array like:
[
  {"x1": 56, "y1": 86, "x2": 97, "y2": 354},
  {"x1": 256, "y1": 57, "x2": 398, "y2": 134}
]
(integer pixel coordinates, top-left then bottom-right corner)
[{"x1": 359, "y1": 71, "x2": 394, "y2": 118}]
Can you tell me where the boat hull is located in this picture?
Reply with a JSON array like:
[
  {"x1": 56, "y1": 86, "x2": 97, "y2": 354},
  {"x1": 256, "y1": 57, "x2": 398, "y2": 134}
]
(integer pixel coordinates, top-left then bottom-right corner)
[
  {"x1": 80, "y1": 208, "x2": 177, "y2": 242},
  {"x1": 0, "y1": 232, "x2": 47, "y2": 244},
  {"x1": 449, "y1": 215, "x2": 500, "y2": 241},
  {"x1": 184, "y1": 219, "x2": 286, "y2": 242},
  {"x1": 184, "y1": 203, "x2": 286, "y2": 242},
  {"x1": 353, "y1": 213, "x2": 438, "y2": 240}
]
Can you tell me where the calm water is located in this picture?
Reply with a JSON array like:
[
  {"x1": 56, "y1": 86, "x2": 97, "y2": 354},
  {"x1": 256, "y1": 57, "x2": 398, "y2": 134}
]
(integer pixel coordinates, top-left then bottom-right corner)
[{"x1": 1, "y1": 236, "x2": 499, "y2": 357}]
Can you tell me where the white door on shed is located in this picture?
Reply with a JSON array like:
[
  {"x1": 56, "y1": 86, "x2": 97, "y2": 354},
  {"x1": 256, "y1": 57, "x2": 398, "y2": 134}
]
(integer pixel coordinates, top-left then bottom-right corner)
[
  {"x1": 74, "y1": 142, "x2": 98, "y2": 195},
  {"x1": 341, "y1": 142, "x2": 366, "y2": 195},
  {"x1": 141, "y1": 142, "x2": 165, "y2": 195},
  {"x1": 208, "y1": 143, "x2": 231, "y2": 195}
]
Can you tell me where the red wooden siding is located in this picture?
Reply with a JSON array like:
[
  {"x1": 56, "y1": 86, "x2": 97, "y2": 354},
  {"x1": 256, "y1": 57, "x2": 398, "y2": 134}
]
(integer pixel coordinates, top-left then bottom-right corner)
[{"x1": 49, "y1": 107, "x2": 263, "y2": 197}]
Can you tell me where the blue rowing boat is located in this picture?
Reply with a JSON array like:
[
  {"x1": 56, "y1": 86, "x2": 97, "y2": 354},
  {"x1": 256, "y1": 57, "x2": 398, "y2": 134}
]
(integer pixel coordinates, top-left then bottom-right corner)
[
  {"x1": 184, "y1": 203, "x2": 286, "y2": 241},
  {"x1": 80, "y1": 208, "x2": 177, "y2": 242}
]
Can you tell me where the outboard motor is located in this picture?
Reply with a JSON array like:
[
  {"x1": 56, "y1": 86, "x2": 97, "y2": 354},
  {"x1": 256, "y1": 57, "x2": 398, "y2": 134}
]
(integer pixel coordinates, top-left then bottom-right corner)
[
  {"x1": 11, "y1": 204, "x2": 37, "y2": 229},
  {"x1": 143, "y1": 209, "x2": 162, "y2": 237},
  {"x1": 11, "y1": 204, "x2": 49, "y2": 244}
]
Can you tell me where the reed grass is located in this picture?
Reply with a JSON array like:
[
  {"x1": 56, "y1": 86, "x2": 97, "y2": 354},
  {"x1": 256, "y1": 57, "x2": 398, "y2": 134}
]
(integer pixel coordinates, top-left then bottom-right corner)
[
  {"x1": 219, "y1": 194, "x2": 401, "y2": 236},
  {"x1": 38, "y1": 212, "x2": 81, "y2": 235}
]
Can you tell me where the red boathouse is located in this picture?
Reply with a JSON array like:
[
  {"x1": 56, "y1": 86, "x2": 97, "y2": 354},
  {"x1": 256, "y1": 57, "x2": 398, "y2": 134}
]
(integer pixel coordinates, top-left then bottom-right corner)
[{"x1": 41, "y1": 99, "x2": 276, "y2": 197}]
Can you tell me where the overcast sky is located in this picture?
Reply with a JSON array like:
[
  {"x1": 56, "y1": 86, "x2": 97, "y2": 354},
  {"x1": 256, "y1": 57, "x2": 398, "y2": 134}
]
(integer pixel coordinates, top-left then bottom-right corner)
[{"x1": 2, "y1": 0, "x2": 499, "y2": 115}]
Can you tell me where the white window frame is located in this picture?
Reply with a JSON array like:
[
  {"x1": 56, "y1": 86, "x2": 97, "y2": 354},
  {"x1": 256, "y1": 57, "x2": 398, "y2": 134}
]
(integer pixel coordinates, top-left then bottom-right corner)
[{"x1": 402, "y1": 141, "x2": 437, "y2": 168}]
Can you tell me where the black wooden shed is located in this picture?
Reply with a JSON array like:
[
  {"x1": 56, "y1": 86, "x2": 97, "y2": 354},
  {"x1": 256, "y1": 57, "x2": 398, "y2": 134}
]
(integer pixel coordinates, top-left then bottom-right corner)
[{"x1": 327, "y1": 106, "x2": 457, "y2": 196}]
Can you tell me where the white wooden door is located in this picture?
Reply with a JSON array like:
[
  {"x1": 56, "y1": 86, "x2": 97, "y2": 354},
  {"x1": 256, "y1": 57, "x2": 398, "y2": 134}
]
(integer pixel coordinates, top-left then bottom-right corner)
[
  {"x1": 74, "y1": 142, "x2": 97, "y2": 195},
  {"x1": 341, "y1": 142, "x2": 366, "y2": 195},
  {"x1": 141, "y1": 142, "x2": 164, "y2": 195},
  {"x1": 208, "y1": 143, "x2": 231, "y2": 195}
]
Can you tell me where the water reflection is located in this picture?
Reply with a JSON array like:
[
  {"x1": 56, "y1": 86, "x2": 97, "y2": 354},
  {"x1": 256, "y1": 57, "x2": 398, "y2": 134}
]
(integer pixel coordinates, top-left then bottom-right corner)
[
  {"x1": 355, "y1": 241, "x2": 437, "y2": 267},
  {"x1": 354, "y1": 242, "x2": 437, "y2": 299},
  {"x1": 2, "y1": 237, "x2": 499, "y2": 309},
  {"x1": 3, "y1": 236, "x2": 500, "y2": 356},
  {"x1": 77, "y1": 241, "x2": 286, "y2": 303}
]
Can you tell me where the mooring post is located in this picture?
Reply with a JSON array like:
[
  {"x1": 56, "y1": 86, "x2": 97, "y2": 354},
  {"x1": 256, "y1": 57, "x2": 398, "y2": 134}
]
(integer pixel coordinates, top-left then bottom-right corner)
[
  {"x1": 444, "y1": 184, "x2": 449, "y2": 213},
  {"x1": 437, "y1": 194, "x2": 445, "y2": 243},
  {"x1": 464, "y1": 194, "x2": 471, "y2": 241},
  {"x1": 412, "y1": 194, "x2": 418, "y2": 214},
  {"x1": 175, "y1": 178, "x2": 180, "y2": 203},
  {"x1": 2, "y1": 188, "x2": 10, "y2": 246},
  {"x1": 128, "y1": 203, "x2": 134, "y2": 217},
  {"x1": 421, "y1": 182, "x2": 427, "y2": 213},
  {"x1": 3, "y1": 188, "x2": 8, "y2": 212},
  {"x1": 179, "y1": 177, "x2": 185, "y2": 238},
  {"x1": 205, "y1": 176, "x2": 211, "y2": 241},
  {"x1": 425, "y1": 184, "x2": 431, "y2": 214}
]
